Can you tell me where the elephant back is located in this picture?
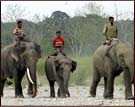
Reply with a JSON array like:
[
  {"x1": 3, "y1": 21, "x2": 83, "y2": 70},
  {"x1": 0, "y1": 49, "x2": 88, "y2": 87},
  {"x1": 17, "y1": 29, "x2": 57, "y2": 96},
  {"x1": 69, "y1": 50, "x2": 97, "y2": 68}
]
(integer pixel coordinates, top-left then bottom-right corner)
[
  {"x1": 115, "y1": 41, "x2": 133, "y2": 56},
  {"x1": 94, "y1": 45, "x2": 108, "y2": 58}
]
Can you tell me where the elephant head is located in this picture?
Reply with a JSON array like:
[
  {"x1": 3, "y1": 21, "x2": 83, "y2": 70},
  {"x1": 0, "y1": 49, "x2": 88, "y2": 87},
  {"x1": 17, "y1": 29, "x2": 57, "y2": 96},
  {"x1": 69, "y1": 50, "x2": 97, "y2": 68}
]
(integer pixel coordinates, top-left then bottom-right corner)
[
  {"x1": 54, "y1": 56, "x2": 77, "y2": 75},
  {"x1": 22, "y1": 43, "x2": 41, "y2": 97},
  {"x1": 108, "y1": 41, "x2": 134, "y2": 83},
  {"x1": 52, "y1": 54, "x2": 77, "y2": 97},
  {"x1": 11, "y1": 42, "x2": 26, "y2": 62}
]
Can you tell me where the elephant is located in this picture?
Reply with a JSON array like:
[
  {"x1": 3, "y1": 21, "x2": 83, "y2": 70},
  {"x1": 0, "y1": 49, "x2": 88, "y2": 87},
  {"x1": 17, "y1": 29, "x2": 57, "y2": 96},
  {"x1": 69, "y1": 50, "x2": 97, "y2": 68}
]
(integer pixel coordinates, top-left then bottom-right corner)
[
  {"x1": 1, "y1": 42, "x2": 41, "y2": 98},
  {"x1": 90, "y1": 39, "x2": 134, "y2": 100},
  {"x1": 45, "y1": 52, "x2": 77, "y2": 98}
]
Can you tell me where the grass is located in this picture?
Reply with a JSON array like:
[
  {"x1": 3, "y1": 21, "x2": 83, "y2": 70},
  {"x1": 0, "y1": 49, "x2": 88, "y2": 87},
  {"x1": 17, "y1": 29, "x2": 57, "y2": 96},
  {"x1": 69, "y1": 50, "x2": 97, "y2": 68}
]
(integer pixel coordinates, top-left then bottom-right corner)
[
  {"x1": 35, "y1": 56, "x2": 93, "y2": 86},
  {"x1": 69, "y1": 56, "x2": 93, "y2": 86},
  {"x1": 7, "y1": 55, "x2": 124, "y2": 87},
  {"x1": 35, "y1": 55, "x2": 124, "y2": 86}
]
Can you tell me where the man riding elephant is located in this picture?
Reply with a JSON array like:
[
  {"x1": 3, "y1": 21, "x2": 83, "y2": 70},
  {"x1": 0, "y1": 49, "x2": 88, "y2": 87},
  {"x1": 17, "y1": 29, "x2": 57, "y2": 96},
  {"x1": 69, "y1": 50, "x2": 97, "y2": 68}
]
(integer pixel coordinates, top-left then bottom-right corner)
[
  {"x1": 11, "y1": 20, "x2": 31, "y2": 62},
  {"x1": 103, "y1": 16, "x2": 118, "y2": 45},
  {"x1": 90, "y1": 39, "x2": 134, "y2": 100},
  {"x1": 1, "y1": 42, "x2": 41, "y2": 98},
  {"x1": 102, "y1": 16, "x2": 119, "y2": 55},
  {"x1": 7, "y1": 20, "x2": 30, "y2": 83},
  {"x1": 13, "y1": 20, "x2": 30, "y2": 44},
  {"x1": 51, "y1": 31, "x2": 66, "y2": 56}
]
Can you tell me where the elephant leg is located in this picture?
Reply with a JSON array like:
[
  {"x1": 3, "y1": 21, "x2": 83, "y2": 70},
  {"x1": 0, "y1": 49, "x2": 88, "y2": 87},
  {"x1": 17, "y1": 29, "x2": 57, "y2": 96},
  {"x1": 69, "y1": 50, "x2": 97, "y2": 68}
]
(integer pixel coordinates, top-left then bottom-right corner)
[
  {"x1": 104, "y1": 75, "x2": 114, "y2": 99},
  {"x1": 66, "y1": 89, "x2": 70, "y2": 97},
  {"x1": 90, "y1": 68, "x2": 101, "y2": 97},
  {"x1": 103, "y1": 77, "x2": 107, "y2": 97},
  {"x1": 54, "y1": 72, "x2": 66, "y2": 98},
  {"x1": 57, "y1": 88, "x2": 60, "y2": 97},
  {"x1": 123, "y1": 70, "x2": 134, "y2": 100},
  {"x1": 27, "y1": 82, "x2": 33, "y2": 95},
  {"x1": 49, "y1": 81, "x2": 55, "y2": 98},
  {"x1": 58, "y1": 76, "x2": 66, "y2": 98},
  {"x1": 65, "y1": 83, "x2": 70, "y2": 97},
  {"x1": 14, "y1": 79, "x2": 24, "y2": 98},
  {"x1": 14, "y1": 71, "x2": 25, "y2": 98},
  {"x1": 0, "y1": 79, "x2": 6, "y2": 97},
  {"x1": 58, "y1": 88, "x2": 70, "y2": 97}
]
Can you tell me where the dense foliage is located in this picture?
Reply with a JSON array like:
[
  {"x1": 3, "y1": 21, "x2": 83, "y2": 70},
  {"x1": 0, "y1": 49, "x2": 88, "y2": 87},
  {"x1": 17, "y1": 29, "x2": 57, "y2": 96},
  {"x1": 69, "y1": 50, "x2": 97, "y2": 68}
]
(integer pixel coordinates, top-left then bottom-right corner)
[{"x1": 1, "y1": 11, "x2": 134, "y2": 57}]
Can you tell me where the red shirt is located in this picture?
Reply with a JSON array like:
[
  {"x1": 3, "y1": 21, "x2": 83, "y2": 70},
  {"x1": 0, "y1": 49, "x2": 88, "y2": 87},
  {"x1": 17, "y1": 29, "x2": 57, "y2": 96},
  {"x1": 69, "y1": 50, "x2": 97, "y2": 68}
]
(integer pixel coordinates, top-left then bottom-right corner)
[{"x1": 53, "y1": 37, "x2": 64, "y2": 48}]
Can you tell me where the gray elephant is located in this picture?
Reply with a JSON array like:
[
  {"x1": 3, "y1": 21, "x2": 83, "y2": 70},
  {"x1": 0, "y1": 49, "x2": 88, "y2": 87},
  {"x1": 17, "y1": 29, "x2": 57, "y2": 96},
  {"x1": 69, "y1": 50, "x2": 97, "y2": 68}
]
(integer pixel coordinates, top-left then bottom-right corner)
[
  {"x1": 1, "y1": 42, "x2": 41, "y2": 98},
  {"x1": 45, "y1": 52, "x2": 77, "y2": 98},
  {"x1": 90, "y1": 39, "x2": 134, "y2": 100}
]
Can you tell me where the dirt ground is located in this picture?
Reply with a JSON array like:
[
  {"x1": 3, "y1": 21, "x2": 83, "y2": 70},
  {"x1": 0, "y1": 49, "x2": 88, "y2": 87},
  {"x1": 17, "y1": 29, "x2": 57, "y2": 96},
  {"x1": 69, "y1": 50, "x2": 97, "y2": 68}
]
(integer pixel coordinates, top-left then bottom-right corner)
[{"x1": 1, "y1": 85, "x2": 134, "y2": 106}]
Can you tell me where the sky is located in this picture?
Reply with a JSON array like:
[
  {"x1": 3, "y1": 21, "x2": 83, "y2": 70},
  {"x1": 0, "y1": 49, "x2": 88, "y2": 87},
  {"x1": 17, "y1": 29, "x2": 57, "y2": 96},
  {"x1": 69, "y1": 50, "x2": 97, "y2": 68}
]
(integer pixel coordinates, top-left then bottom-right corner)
[{"x1": 1, "y1": 1, "x2": 134, "y2": 22}]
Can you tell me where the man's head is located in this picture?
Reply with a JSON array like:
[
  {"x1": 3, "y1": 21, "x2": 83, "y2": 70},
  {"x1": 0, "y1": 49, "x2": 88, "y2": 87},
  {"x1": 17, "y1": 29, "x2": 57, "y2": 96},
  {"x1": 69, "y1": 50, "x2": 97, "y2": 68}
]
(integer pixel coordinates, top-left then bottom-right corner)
[
  {"x1": 109, "y1": 16, "x2": 114, "y2": 24},
  {"x1": 17, "y1": 20, "x2": 22, "y2": 28},
  {"x1": 56, "y1": 31, "x2": 61, "y2": 37}
]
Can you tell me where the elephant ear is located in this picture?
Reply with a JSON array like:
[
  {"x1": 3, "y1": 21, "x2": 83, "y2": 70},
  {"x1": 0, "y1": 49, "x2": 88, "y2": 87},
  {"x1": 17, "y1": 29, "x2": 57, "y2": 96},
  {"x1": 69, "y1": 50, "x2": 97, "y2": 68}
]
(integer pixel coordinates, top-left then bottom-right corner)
[
  {"x1": 11, "y1": 43, "x2": 26, "y2": 63},
  {"x1": 34, "y1": 44, "x2": 41, "y2": 58},
  {"x1": 71, "y1": 60, "x2": 77, "y2": 72},
  {"x1": 118, "y1": 54, "x2": 126, "y2": 67}
]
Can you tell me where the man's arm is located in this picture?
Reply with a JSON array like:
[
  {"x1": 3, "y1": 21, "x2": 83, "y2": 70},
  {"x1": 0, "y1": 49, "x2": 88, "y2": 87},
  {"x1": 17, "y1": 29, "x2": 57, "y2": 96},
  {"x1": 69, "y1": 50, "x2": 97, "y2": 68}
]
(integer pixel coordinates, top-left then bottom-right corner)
[
  {"x1": 13, "y1": 28, "x2": 23, "y2": 36},
  {"x1": 60, "y1": 39, "x2": 64, "y2": 51}
]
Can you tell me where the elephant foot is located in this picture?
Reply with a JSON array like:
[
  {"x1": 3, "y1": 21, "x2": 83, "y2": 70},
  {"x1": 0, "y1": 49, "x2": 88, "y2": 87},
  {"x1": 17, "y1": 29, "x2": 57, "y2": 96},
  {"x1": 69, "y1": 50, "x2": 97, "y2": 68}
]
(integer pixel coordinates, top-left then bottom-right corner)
[
  {"x1": 15, "y1": 95, "x2": 24, "y2": 98},
  {"x1": 31, "y1": 92, "x2": 37, "y2": 98},
  {"x1": 90, "y1": 90, "x2": 96, "y2": 97},
  {"x1": 90, "y1": 94, "x2": 96, "y2": 97},
  {"x1": 125, "y1": 96, "x2": 134, "y2": 100},
  {"x1": 27, "y1": 91, "x2": 33, "y2": 95},
  {"x1": 28, "y1": 88, "x2": 37, "y2": 98},
  {"x1": 66, "y1": 90, "x2": 70, "y2": 97},
  {"x1": 104, "y1": 96, "x2": 113, "y2": 99},
  {"x1": 50, "y1": 95, "x2": 55, "y2": 98},
  {"x1": 104, "y1": 95, "x2": 113, "y2": 99},
  {"x1": 50, "y1": 92, "x2": 55, "y2": 98},
  {"x1": 28, "y1": 91, "x2": 36, "y2": 98},
  {"x1": 59, "y1": 95, "x2": 66, "y2": 98},
  {"x1": 66, "y1": 93, "x2": 70, "y2": 97},
  {"x1": 58, "y1": 93, "x2": 66, "y2": 98},
  {"x1": 57, "y1": 89, "x2": 60, "y2": 97}
]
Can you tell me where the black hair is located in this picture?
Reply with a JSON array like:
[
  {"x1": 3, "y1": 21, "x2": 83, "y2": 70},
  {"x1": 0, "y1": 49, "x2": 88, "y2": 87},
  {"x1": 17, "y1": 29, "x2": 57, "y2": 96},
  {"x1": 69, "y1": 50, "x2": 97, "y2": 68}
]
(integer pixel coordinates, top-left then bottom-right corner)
[
  {"x1": 17, "y1": 20, "x2": 22, "y2": 25},
  {"x1": 109, "y1": 16, "x2": 114, "y2": 20},
  {"x1": 56, "y1": 31, "x2": 61, "y2": 34}
]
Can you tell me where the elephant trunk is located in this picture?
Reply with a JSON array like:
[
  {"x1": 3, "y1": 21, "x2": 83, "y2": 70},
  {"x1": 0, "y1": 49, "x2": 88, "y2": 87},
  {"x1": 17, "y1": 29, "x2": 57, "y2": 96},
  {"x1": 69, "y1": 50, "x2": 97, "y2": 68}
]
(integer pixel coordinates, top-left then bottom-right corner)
[
  {"x1": 26, "y1": 62, "x2": 37, "y2": 97},
  {"x1": 63, "y1": 69, "x2": 70, "y2": 87}
]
